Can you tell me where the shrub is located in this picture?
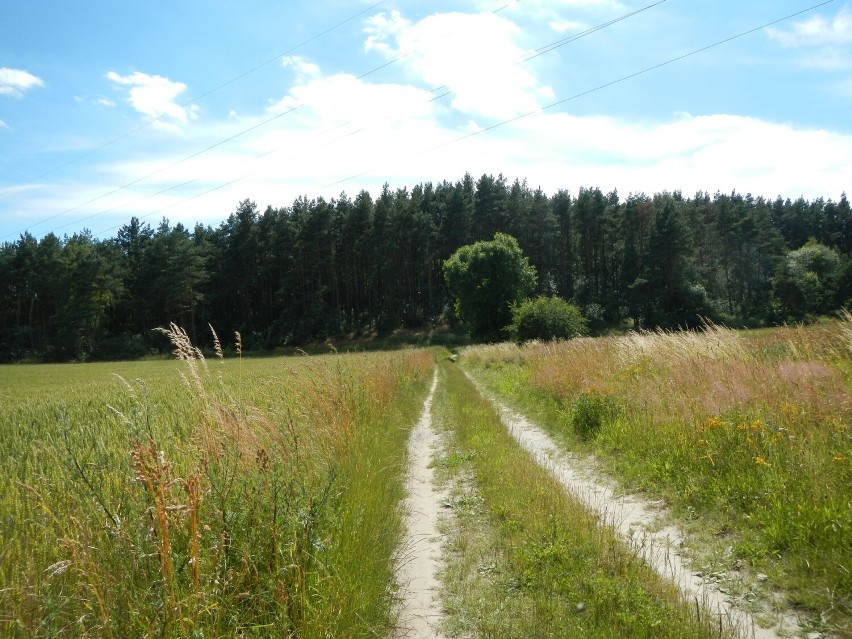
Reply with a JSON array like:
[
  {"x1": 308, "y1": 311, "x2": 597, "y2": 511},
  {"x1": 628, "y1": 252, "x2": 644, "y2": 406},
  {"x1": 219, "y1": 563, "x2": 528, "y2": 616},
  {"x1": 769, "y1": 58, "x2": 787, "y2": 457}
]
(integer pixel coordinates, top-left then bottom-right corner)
[
  {"x1": 510, "y1": 296, "x2": 588, "y2": 343},
  {"x1": 571, "y1": 389, "x2": 620, "y2": 440}
]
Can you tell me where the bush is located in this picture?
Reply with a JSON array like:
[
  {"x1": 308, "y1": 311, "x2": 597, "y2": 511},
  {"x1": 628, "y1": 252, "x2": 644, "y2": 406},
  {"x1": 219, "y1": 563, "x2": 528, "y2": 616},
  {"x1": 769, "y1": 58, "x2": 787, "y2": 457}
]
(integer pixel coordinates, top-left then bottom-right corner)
[
  {"x1": 509, "y1": 296, "x2": 588, "y2": 343},
  {"x1": 571, "y1": 390, "x2": 620, "y2": 440}
]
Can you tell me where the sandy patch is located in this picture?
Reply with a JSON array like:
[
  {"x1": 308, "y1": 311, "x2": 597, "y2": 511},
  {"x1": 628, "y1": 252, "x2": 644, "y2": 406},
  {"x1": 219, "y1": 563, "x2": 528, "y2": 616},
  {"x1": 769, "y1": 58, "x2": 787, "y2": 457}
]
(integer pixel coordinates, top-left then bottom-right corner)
[{"x1": 395, "y1": 370, "x2": 448, "y2": 639}]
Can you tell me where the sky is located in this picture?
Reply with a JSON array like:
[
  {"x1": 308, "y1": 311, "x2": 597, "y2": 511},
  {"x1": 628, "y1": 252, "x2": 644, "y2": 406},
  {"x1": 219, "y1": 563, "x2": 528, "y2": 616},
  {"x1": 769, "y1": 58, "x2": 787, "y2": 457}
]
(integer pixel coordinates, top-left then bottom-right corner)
[{"x1": 1, "y1": 0, "x2": 851, "y2": 241}]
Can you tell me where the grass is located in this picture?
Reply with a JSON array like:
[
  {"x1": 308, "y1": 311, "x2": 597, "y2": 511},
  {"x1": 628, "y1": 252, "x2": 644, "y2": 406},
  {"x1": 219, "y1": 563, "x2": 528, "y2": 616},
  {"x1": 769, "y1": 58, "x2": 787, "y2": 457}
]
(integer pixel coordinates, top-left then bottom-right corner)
[
  {"x1": 459, "y1": 316, "x2": 852, "y2": 636},
  {"x1": 0, "y1": 325, "x2": 434, "y2": 638},
  {"x1": 431, "y1": 360, "x2": 736, "y2": 638}
]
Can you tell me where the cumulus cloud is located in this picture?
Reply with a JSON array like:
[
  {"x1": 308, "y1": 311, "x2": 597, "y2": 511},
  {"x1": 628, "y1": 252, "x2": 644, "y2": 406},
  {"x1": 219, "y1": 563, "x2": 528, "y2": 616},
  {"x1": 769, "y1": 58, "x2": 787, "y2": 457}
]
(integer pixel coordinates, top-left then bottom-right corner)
[
  {"x1": 0, "y1": 67, "x2": 44, "y2": 98},
  {"x1": 766, "y1": 6, "x2": 852, "y2": 47},
  {"x1": 365, "y1": 11, "x2": 551, "y2": 120},
  {"x1": 75, "y1": 95, "x2": 118, "y2": 107},
  {"x1": 364, "y1": 10, "x2": 411, "y2": 56},
  {"x1": 503, "y1": 112, "x2": 852, "y2": 199},
  {"x1": 107, "y1": 71, "x2": 199, "y2": 130},
  {"x1": 549, "y1": 20, "x2": 588, "y2": 32},
  {"x1": 267, "y1": 70, "x2": 436, "y2": 125},
  {"x1": 282, "y1": 55, "x2": 321, "y2": 82}
]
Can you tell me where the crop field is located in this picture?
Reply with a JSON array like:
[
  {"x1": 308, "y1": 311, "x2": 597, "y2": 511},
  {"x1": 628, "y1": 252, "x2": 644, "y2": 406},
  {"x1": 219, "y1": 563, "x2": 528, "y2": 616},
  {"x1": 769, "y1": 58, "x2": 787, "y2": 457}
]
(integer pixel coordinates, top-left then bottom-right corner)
[
  {"x1": 0, "y1": 326, "x2": 434, "y2": 638},
  {"x1": 460, "y1": 316, "x2": 852, "y2": 636}
]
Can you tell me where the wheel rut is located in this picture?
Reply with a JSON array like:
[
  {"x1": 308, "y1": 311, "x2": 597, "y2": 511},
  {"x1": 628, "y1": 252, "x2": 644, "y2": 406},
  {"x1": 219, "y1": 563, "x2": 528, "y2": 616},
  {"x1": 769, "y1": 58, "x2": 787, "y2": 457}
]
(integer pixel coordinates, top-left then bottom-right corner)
[
  {"x1": 395, "y1": 370, "x2": 448, "y2": 639},
  {"x1": 463, "y1": 370, "x2": 804, "y2": 639}
]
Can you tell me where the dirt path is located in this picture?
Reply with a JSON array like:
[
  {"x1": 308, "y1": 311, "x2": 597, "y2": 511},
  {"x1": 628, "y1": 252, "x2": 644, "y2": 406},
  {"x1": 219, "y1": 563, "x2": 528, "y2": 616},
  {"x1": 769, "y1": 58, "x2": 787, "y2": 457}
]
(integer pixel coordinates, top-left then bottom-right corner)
[
  {"x1": 464, "y1": 371, "x2": 804, "y2": 639},
  {"x1": 395, "y1": 370, "x2": 448, "y2": 639}
]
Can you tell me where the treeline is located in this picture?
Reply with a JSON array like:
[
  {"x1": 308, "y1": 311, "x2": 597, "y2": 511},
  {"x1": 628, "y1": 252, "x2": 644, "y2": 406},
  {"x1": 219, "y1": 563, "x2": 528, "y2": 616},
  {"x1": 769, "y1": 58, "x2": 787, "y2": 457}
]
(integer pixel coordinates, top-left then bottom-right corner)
[{"x1": 1, "y1": 173, "x2": 850, "y2": 361}]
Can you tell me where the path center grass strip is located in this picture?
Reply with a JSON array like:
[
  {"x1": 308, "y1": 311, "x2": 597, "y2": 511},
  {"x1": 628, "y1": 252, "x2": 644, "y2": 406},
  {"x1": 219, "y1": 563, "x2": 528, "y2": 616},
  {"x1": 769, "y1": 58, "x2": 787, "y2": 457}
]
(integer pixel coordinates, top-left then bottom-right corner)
[{"x1": 434, "y1": 360, "x2": 736, "y2": 639}]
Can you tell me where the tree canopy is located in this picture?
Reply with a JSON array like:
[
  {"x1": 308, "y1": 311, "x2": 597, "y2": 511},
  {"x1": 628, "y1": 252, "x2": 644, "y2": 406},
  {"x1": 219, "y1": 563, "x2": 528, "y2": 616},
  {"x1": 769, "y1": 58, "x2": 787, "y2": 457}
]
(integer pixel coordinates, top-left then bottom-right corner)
[
  {"x1": 0, "y1": 175, "x2": 850, "y2": 361},
  {"x1": 443, "y1": 233, "x2": 537, "y2": 340}
]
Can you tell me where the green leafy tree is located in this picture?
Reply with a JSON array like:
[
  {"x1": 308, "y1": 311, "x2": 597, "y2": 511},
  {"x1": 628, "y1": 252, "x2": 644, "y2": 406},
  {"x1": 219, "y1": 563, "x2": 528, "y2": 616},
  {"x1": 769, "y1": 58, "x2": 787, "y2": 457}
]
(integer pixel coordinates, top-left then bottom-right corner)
[
  {"x1": 443, "y1": 233, "x2": 536, "y2": 340},
  {"x1": 773, "y1": 240, "x2": 842, "y2": 319},
  {"x1": 510, "y1": 296, "x2": 587, "y2": 343}
]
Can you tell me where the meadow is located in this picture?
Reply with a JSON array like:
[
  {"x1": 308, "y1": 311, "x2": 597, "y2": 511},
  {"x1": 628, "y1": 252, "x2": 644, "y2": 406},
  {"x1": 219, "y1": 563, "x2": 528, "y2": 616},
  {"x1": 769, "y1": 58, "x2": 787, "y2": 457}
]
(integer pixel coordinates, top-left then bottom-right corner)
[
  {"x1": 0, "y1": 326, "x2": 434, "y2": 638},
  {"x1": 430, "y1": 361, "x2": 740, "y2": 638},
  {"x1": 460, "y1": 315, "x2": 852, "y2": 636}
]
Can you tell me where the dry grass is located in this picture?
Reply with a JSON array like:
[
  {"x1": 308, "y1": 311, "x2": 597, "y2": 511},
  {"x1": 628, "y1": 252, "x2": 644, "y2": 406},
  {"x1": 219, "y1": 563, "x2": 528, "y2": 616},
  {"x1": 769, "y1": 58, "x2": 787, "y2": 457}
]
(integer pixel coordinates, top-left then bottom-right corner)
[{"x1": 461, "y1": 316, "x2": 851, "y2": 635}]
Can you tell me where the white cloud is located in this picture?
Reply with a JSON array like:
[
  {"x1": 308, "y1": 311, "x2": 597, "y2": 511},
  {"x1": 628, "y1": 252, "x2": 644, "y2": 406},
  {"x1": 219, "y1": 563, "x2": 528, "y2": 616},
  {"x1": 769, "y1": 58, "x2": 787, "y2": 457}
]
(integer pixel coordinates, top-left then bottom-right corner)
[
  {"x1": 0, "y1": 119, "x2": 7, "y2": 129},
  {"x1": 766, "y1": 6, "x2": 852, "y2": 47},
  {"x1": 549, "y1": 20, "x2": 588, "y2": 33},
  {"x1": 364, "y1": 10, "x2": 411, "y2": 56},
  {"x1": 282, "y1": 55, "x2": 321, "y2": 82},
  {"x1": 0, "y1": 67, "x2": 44, "y2": 98},
  {"x1": 106, "y1": 71, "x2": 199, "y2": 130},
  {"x1": 8, "y1": 103, "x2": 849, "y2": 240},
  {"x1": 502, "y1": 112, "x2": 852, "y2": 199},
  {"x1": 367, "y1": 11, "x2": 550, "y2": 120},
  {"x1": 75, "y1": 95, "x2": 118, "y2": 107},
  {"x1": 268, "y1": 71, "x2": 436, "y2": 127}
]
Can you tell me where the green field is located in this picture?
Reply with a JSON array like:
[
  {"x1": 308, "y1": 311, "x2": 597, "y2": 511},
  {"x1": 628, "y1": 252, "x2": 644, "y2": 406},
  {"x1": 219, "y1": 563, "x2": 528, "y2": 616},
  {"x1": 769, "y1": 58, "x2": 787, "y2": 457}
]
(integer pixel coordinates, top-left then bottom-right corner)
[
  {"x1": 0, "y1": 327, "x2": 434, "y2": 638},
  {"x1": 2, "y1": 320, "x2": 849, "y2": 638}
]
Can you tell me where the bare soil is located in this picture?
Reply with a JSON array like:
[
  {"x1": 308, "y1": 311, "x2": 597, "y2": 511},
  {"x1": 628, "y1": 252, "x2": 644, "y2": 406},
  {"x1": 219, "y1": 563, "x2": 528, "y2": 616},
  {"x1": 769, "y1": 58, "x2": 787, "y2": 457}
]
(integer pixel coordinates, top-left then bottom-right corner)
[{"x1": 395, "y1": 371, "x2": 449, "y2": 639}]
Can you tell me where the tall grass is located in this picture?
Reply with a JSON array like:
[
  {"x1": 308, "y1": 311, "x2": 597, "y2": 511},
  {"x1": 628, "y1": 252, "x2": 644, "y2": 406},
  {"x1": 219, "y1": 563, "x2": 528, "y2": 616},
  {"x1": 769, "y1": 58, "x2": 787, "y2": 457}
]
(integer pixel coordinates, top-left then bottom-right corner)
[
  {"x1": 433, "y1": 362, "x2": 736, "y2": 638},
  {"x1": 461, "y1": 318, "x2": 851, "y2": 635},
  {"x1": 0, "y1": 325, "x2": 433, "y2": 637}
]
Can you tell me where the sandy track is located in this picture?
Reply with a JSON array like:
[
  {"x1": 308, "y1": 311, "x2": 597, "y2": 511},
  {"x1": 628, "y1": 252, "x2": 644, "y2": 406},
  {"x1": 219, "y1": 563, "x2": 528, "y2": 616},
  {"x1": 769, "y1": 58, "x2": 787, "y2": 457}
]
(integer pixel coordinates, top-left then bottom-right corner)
[
  {"x1": 465, "y1": 371, "x2": 803, "y2": 639},
  {"x1": 395, "y1": 370, "x2": 448, "y2": 639}
]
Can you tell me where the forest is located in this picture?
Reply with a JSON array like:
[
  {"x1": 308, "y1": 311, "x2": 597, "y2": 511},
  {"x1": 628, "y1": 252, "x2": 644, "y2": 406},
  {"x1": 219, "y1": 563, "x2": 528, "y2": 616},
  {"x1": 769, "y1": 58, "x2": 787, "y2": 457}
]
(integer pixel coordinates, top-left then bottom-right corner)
[{"x1": 1, "y1": 173, "x2": 850, "y2": 362}]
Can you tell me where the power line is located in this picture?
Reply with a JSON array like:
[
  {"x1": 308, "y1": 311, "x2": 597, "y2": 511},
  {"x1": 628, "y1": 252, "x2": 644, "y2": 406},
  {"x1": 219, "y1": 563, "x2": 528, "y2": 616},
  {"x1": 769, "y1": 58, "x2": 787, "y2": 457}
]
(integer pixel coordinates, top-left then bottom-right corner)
[
  {"x1": 325, "y1": 0, "x2": 839, "y2": 189},
  {"x1": 86, "y1": 1, "x2": 670, "y2": 237},
  {"x1": 1, "y1": 1, "x2": 390, "y2": 240},
  {"x1": 20, "y1": 2, "x2": 520, "y2": 240},
  {"x1": 17, "y1": 0, "x2": 389, "y2": 188}
]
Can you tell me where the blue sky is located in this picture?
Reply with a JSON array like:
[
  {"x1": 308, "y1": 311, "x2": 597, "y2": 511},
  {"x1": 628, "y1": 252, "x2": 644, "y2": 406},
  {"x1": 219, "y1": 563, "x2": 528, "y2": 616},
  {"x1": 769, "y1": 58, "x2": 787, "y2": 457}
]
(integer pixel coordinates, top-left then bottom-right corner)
[{"x1": 1, "y1": 0, "x2": 851, "y2": 241}]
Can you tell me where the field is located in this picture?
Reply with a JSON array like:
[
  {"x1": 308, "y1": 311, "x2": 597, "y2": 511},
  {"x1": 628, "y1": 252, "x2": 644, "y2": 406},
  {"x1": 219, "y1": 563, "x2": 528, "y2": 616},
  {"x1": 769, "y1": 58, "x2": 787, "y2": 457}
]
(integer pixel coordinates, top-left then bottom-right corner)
[
  {"x1": 1, "y1": 318, "x2": 850, "y2": 638},
  {"x1": 460, "y1": 316, "x2": 852, "y2": 636},
  {"x1": 0, "y1": 326, "x2": 434, "y2": 638}
]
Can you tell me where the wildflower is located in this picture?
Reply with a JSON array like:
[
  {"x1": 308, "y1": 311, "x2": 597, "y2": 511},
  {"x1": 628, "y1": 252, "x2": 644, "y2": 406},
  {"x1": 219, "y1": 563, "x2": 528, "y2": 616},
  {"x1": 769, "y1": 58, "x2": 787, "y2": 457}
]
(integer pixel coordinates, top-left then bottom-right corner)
[
  {"x1": 696, "y1": 439, "x2": 707, "y2": 446},
  {"x1": 705, "y1": 416, "x2": 726, "y2": 430},
  {"x1": 781, "y1": 402, "x2": 800, "y2": 418},
  {"x1": 754, "y1": 455, "x2": 771, "y2": 467},
  {"x1": 832, "y1": 453, "x2": 848, "y2": 464}
]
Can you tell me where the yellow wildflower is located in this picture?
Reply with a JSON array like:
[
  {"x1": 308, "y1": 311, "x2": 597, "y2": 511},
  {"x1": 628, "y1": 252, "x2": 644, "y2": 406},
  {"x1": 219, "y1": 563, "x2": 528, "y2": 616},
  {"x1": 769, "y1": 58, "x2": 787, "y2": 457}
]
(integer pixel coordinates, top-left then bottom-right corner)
[
  {"x1": 705, "y1": 417, "x2": 726, "y2": 430},
  {"x1": 832, "y1": 453, "x2": 848, "y2": 464},
  {"x1": 754, "y1": 455, "x2": 771, "y2": 467}
]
